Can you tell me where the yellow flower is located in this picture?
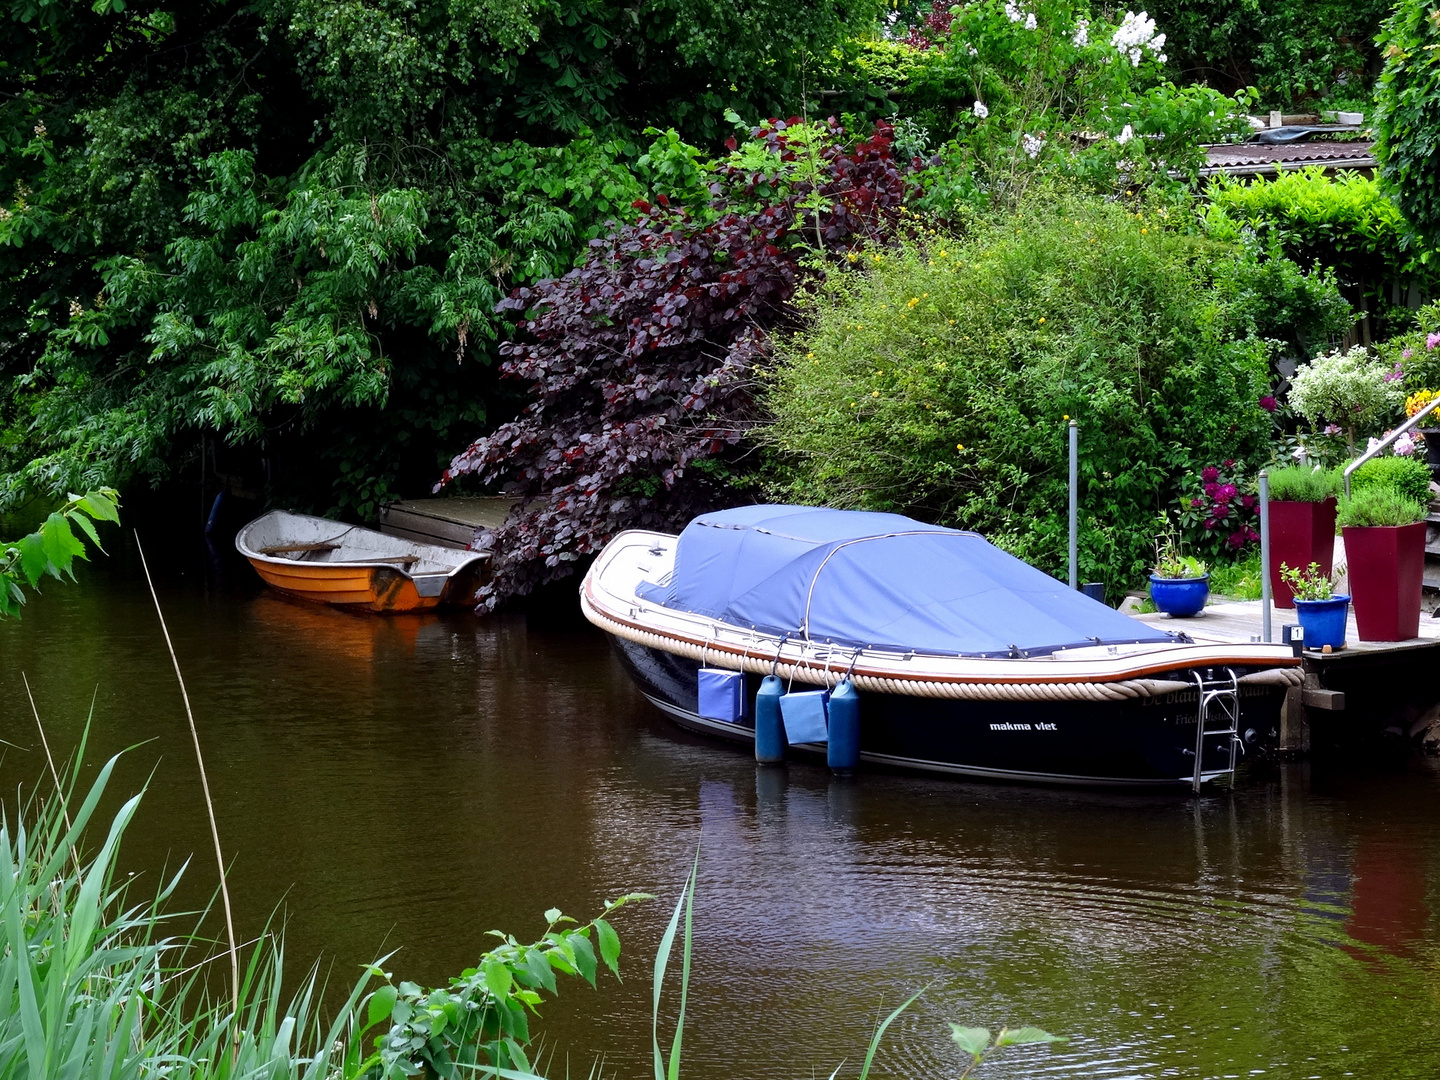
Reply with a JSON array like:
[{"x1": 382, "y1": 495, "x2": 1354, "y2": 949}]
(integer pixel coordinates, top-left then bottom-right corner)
[
  {"x1": 907, "y1": 297, "x2": 920, "y2": 308},
  {"x1": 938, "y1": 249, "x2": 948, "y2": 257},
  {"x1": 1038, "y1": 317, "x2": 1046, "y2": 324},
  {"x1": 806, "y1": 352, "x2": 815, "y2": 359},
  {"x1": 956, "y1": 443, "x2": 964, "y2": 451},
  {"x1": 947, "y1": 319, "x2": 955, "y2": 325},
  {"x1": 922, "y1": 292, "x2": 929, "y2": 297},
  {"x1": 1141, "y1": 227, "x2": 1148, "y2": 234},
  {"x1": 1062, "y1": 414, "x2": 1070, "y2": 421},
  {"x1": 872, "y1": 390, "x2": 880, "y2": 397},
  {"x1": 847, "y1": 252, "x2": 858, "y2": 262}
]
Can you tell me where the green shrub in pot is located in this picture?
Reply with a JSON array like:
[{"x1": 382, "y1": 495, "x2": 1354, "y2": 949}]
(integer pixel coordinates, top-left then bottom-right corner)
[
  {"x1": 1337, "y1": 487, "x2": 1428, "y2": 528},
  {"x1": 1266, "y1": 464, "x2": 1340, "y2": 503},
  {"x1": 1350, "y1": 455, "x2": 1433, "y2": 507}
]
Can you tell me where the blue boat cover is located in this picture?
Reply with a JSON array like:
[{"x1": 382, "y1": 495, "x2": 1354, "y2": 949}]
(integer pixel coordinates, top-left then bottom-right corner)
[{"x1": 636, "y1": 505, "x2": 1172, "y2": 657}]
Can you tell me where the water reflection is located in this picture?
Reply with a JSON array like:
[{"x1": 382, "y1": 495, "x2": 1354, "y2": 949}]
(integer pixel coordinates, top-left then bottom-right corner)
[{"x1": 4, "y1": 550, "x2": 1440, "y2": 1080}]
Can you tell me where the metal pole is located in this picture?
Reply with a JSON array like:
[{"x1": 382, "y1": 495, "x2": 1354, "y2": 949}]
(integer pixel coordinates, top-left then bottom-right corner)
[
  {"x1": 1259, "y1": 468, "x2": 1271, "y2": 644},
  {"x1": 1068, "y1": 420, "x2": 1078, "y2": 590}
]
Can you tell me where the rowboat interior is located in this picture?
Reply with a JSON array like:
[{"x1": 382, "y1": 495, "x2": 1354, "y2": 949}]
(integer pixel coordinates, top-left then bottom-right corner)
[{"x1": 236, "y1": 509, "x2": 489, "y2": 613}]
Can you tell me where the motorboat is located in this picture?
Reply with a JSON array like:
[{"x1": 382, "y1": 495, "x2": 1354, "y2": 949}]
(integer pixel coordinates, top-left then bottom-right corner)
[
  {"x1": 236, "y1": 510, "x2": 488, "y2": 613},
  {"x1": 581, "y1": 505, "x2": 1301, "y2": 788}
]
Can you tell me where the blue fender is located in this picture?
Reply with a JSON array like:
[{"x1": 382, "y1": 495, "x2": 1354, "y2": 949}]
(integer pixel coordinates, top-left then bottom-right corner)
[{"x1": 754, "y1": 675, "x2": 786, "y2": 763}]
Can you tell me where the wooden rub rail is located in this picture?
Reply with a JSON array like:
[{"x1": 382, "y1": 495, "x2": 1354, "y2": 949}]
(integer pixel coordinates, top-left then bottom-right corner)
[{"x1": 582, "y1": 596, "x2": 1302, "y2": 704}]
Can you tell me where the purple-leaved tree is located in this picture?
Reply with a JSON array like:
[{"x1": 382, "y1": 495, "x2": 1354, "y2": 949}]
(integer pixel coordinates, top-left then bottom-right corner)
[{"x1": 440, "y1": 120, "x2": 912, "y2": 607}]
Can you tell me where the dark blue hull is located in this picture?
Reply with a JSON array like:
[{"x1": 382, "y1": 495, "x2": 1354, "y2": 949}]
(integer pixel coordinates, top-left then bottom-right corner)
[{"x1": 610, "y1": 637, "x2": 1286, "y2": 787}]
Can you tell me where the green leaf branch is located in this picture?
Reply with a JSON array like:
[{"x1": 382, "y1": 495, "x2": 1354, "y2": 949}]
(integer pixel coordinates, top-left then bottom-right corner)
[{"x1": 0, "y1": 488, "x2": 119, "y2": 618}]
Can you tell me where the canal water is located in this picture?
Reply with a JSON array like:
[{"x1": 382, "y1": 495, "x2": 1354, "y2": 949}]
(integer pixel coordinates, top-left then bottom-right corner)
[{"x1": 4, "y1": 534, "x2": 1440, "y2": 1079}]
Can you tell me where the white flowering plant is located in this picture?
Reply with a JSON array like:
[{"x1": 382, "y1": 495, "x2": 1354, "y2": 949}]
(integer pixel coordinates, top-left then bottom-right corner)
[
  {"x1": 904, "y1": 0, "x2": 1253, "y2": 206},
  {"x1": 1288, "y1": 345, "x2": 1406, "y2": 452}
]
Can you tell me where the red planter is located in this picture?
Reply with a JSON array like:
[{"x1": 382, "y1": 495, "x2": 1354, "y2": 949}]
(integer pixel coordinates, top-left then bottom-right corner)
[
  {"x1": 1267, "y1": 498, "x2": 1338, "y2": 608},
  {"x1": 1342, "y1": 522, "x2": 1427, "y2": 642}
]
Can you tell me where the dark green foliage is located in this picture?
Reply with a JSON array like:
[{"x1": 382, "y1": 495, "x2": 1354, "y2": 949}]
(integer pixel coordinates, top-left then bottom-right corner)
[
  {"x1": 1144, "y1": 0, "x2": 1389, "y2": 110},
  {"x1": 1337, "y1": 485, "x2": 1428, "y2": 528},
  {"x1": 1374, "y1": 1, "x2": 1440, "y2": 258},
  {"x1": 765, "y1": 190, "x2": 1337, "y2": 591},
  {"x1": 0, "y1": 0, "x2": 884, "y2": 516},
  {"x1": 1350, "y1": 454, "x2": 1434, "y2": 506},
  {"x1": 1267, "y1": 464, "x2": 1340, "y2": 503}
]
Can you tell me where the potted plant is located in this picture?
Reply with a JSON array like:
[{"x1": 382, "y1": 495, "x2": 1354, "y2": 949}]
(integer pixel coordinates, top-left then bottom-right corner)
[
  {"x1": 1338, "y1": 486, "x2": 1429, "y2": 642},
  {"x1": 1149, "y1": 538, "x2": 1209, "y2": 617},
  {"x1": 1289, "y1": 346, "x2": 1404, "y2": 455},
  {"x1": 1278, "y1": 562, "x2": 1349, "y2": 650},
  {"x1": 1265, "y1": 464, "x2": 1339, "y2": 609}
]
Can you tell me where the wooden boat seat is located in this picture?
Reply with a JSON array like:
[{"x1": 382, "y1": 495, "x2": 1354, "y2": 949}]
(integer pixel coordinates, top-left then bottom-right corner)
[{"x1": 259, "y1": 542, "x2": 341, "y2": 555}]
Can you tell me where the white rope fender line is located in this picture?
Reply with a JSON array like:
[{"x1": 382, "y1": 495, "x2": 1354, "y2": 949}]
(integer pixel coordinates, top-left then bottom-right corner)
[{"x1": 583, "y1": 597, "x2": 1302, "y2": 703}]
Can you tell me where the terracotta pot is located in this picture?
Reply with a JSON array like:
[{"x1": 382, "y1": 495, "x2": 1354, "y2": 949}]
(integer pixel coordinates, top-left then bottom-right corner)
[
  {"x1": 1342, "y1": 522, "x2": 1427, "y2": 641},
  {"x1": 1267, "y1": 498, "x2": 1338, "y2": 608}
]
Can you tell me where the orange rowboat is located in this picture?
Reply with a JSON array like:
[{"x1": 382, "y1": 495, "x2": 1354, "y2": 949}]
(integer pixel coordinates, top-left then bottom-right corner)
[{"x1": 236, "y1": 510, "x2": 489, "y2": 613}]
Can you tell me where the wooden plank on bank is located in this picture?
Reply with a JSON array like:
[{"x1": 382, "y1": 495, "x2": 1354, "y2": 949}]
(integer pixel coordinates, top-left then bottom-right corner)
[{"x1": 377, "y1": 496, "x2": 520, "y2": 550}]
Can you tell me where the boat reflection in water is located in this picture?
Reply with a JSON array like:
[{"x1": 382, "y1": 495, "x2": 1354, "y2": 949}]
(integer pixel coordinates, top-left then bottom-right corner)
[{"x1": 584, "y1": 505, "x2": 1302, "y2": 788}]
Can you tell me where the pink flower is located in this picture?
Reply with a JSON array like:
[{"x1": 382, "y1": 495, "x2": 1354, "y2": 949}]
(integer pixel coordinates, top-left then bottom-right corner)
[
  {"x1": 1216, "y1": 483, "x2": 1237, "y2": 503},
  {"x1": 1204, "y1": 518, "x2": 1217, "y2": 530},
  {"x1": 1324, "y1": 423, "x2": 1342, "y2": 435},
  {"x1": 1259, "y1": 395, "x2": 1277, "y2": 413},
  {"x1": 1226, "y1": 530, "x2": 1247, "y2": 550},
  {"x1": 1428, "y1": 332, "x2": 1440, "y2": 350},
  {"x1": 1403, "y1": 348, "x2": 1414, "y2": 361},
  {"x1": 1223, "y1": 458, "x2": 1236, "y2": 468},
  {"x1": 1395, "y1": 432, "x2": 1420, "y2": 457},
  {"x1": 1240, "y1": 494, "x2": 1256, "y2": 509},
  {"x1": 1204, "y1": 482, "x2": 1219, "y2": 497},
  {"x1": 1202, "y1": 466, "x2": 1220, "y2": 482},
  {"x1": 1190, "y1": 497, "x2": 1204, "y2": 508}
]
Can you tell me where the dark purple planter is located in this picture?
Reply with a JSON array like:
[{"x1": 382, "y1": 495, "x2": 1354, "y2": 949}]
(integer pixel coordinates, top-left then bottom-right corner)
[
  {"x1": 1268, "y1": 498, "x2": 1338, "y2": 609},
  {"x1": 1421, "y1": 428, "x2": 1440, "y2": 468},
  {"x1": 1343, "y1": 522, "x2": 1427, "y2": 642}
]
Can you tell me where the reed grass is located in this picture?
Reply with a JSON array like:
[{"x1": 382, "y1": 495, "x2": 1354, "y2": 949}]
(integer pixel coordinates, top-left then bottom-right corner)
[{"x1": 3, "y1": 727, "x2": 1062, "y2": 1080}]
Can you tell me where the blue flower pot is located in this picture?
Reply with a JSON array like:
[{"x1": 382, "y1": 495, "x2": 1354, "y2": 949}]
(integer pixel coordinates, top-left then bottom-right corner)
[
  {"x1": 1293, "y1": 595, "x2": 1350, "y2": 650},
  {"x1": 1149, "y1": 574, "x2": 1210, "y2": 618}
]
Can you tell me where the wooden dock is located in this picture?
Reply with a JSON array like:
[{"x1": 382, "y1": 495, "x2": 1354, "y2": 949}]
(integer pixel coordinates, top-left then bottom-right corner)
[
  {"x1": 1132, "y1": 601, "x2": 1440, "y2": 754},
  {"x1": 377, "y1": 497, "x2": 517, "y2": 550}
]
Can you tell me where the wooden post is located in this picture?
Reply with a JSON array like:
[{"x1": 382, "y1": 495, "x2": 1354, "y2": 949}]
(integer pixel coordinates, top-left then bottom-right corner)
[{"x1": 1279, "y1": 683, "x2": 1310, "y2": 756}]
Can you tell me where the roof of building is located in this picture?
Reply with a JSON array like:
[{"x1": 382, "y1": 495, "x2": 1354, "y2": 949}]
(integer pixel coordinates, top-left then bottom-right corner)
[{"x1": 1200, "y1": 139, "x2": 1376, "y2": 178}]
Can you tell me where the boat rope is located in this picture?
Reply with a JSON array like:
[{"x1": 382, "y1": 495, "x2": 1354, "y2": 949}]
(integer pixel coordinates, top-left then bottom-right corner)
[{"x1": 582, "y1": 598, "x2": 1301, "y2": 703}]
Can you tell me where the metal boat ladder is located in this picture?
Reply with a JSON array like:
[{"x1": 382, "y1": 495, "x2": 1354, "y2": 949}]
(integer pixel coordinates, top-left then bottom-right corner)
[{"x1": 1190, "y1": 668, "x2": 1242, "y2": 794}]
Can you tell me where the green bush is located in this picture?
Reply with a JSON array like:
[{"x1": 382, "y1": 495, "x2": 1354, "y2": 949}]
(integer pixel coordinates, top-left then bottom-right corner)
[
  {"x1": 1203, "y1": 170, "x2": 1430, "y2": 339},
  {"x1": 764, "y1": 190, "x2": 1314, "y2": 590},
  {"x1": 1373, "y1": 0, "x2": 1440, "y2": 256},
  {"x1": 1266, "y1": 464, "x2": 1339, "y2": 502},
  {"x1": 1350, "y1": 454, "x2": 1434, "y2": 506},
  {"x1": 1337, "y1": 486, "x2": 1428, "y2": 528}
]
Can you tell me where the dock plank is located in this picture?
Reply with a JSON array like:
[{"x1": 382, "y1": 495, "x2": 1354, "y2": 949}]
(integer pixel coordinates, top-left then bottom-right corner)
[{"x1": 1131, "y1": 599, "x2": 1440, "y2": 654}]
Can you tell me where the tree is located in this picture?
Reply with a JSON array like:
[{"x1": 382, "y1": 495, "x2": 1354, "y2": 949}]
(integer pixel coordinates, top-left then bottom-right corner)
[
  {"x1": 1, "y1": 0, "x2": 889, "y2": 517},
  {"x1": 440, "y1": 120, "x2": 912, "y2": 606}
]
